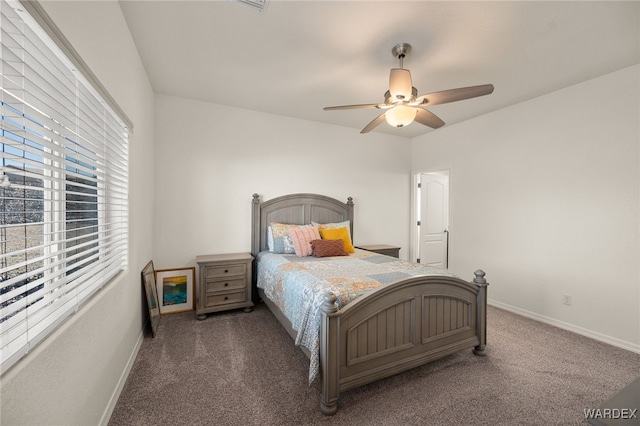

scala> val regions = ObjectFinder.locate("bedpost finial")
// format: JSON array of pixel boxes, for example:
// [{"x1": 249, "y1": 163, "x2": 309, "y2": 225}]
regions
[
  {"x1": 473, "y1": 269, "x2": 487, "y2": 285},
  {"x1": 347, "y1": 196, "x2": 353, "y2": 206},
  {"x1": 252, "y1": 193, "x2": 260, "y2": 204},
  {"x1": 321, "y1": 292, "x2": 339, "y2": 314}
]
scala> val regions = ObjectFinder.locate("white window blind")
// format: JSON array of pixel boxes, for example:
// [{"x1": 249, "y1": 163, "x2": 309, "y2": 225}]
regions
[{"x1": 0, "y1": 0, "x2": 129, "y2": 374}]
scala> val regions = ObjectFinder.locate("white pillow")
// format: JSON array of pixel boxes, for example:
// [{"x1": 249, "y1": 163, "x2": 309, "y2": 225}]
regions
[{"x1": 312, "y1": 220, "x2": 351, "y2": 239}]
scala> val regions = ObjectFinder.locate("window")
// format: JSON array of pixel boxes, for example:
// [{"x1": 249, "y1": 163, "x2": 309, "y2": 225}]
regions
[{"x1": 1, "y1": 0, "x2": 129, "y2": 374}]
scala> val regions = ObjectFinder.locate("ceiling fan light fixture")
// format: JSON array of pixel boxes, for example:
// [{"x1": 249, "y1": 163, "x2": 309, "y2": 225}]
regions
[
  {"x1": 385, "y1": 105, "x2": 416, "y2": 128},
  {"x1": 389, "y1": 68, "x2": 412, "y2": 101}
]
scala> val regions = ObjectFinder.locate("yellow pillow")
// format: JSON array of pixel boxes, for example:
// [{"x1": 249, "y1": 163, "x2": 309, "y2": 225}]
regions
[{"x1": 319, "y1": 226, "x2": 354, "y2": 253}]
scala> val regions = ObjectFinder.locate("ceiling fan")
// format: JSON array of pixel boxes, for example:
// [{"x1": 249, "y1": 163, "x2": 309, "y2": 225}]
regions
[{"x1": 323, "y1": 43, "x2": 494, "y2": 134}]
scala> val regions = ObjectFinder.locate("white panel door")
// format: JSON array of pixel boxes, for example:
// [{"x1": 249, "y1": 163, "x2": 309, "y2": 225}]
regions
[{"x1": 419, "y1": 173, "x2": 449, "y2": 268}]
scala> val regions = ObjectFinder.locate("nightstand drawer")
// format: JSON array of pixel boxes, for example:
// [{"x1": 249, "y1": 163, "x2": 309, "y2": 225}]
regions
[
  {"x1": 373, "y1": 248, "x2": 400, "y2": 257},
  {"x1": 355, "y1": 244, "x2": 401, "y2": 258},
  {"x1": 205, "y1": 277, "x2": 246, "y2": 293},
  {"x1": 205, "y1": 263, "x2": 246, "y2": 279},
  {"x1": 205, "y1": 290, "x2": 246, "y2": 307}
]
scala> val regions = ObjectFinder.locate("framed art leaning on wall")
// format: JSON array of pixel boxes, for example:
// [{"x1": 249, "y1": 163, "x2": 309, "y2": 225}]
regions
[
  {"x1": 155, "y1": 267, "x2": 196, "y2": 314},
  {"x1": 142, "y1": 260, "x2": 161, "y2": 337}
]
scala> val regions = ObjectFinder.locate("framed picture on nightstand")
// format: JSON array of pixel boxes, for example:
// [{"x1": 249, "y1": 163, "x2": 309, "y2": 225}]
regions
[{"x1": 155, "y1": 267, "x2": 195, "y2": 314}]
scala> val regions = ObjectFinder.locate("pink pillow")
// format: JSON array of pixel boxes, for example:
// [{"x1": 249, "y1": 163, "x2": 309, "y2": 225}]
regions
[{"x1": 288, "y1": 225, "x2": 321, "y2": 257}]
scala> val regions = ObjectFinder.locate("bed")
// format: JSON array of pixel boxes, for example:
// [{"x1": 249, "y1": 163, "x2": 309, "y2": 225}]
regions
[{"x1": 251, "y1": 193, "x2": 488, "y2": 415}]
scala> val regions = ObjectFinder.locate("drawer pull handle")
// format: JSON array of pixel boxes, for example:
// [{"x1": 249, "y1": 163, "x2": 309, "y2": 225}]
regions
[
  {"x1": 224, "y1": 269, "x2": 229, "y2": 273},
  {"x1": 224, "y1": 283, "x2": 228, "y2": 287},
  {"x1": 224, "y1": 296, "x2": 229, "y2": 300}
]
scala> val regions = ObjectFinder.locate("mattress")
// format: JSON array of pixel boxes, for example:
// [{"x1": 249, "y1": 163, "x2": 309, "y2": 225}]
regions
[{"x1": 256, "y1": 249, "x2": 456, "y2": 383}]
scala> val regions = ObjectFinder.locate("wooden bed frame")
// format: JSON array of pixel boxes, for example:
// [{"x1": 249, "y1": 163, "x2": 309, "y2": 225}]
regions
[{"x1": 251, "y1": 193, "x2": 488, "y2": 415}]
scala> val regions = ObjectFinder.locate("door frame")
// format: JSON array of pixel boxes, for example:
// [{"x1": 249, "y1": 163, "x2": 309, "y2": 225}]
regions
[{"x1": 410, "y1": 169, "x2": 451, "y2": 266}]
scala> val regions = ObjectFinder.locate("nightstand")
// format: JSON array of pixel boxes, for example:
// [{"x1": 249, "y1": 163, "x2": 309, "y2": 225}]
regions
[
  {"x1": 195, "y1": 253, "x2": 254, "y2": 320},
  {"x1": 355, "y1": 244, "x2": 401, "y2": 258}
]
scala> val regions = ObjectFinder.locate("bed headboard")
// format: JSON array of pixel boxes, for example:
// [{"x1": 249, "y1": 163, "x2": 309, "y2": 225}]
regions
[{"x1": 251, "y1": 193, "x2": 354, "y2": 256}]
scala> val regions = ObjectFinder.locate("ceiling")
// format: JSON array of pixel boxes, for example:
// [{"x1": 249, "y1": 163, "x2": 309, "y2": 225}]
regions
[{"x1": 119, "y1": 1, "x2": 640, "y2": 138}]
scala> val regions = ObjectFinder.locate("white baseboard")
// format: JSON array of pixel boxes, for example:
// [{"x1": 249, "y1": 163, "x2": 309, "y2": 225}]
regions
[
  {"x1": 488, "y1": 299, "x2": 640, "y2": 355},
  {"x1": 99, "y1": 329, "x2": 145, "y2": 426}
]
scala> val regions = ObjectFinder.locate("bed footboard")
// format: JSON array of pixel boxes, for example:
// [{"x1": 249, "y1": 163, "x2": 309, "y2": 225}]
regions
[{"x1": 319, "y1": 270, "x2": 488, "y2": 415}]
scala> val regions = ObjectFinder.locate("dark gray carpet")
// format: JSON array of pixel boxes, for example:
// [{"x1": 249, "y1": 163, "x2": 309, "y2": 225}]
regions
[{"x1": 108, "y1": 304, "x2": 640, "y2": 426}]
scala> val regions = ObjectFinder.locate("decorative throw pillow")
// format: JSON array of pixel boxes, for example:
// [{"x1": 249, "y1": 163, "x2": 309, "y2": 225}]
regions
[
  {"x1": 267, "y1": 226, "x2": 274, "y2": 251},
  {"x1": 269, "y1": 222, "x2": 298, "y2": 254},
  {"x1": 288, "y1": 225, "x2": 321, "y2": 257},
  {"x1": 310, "y1": 239, "x2": 348, "y2": 257},
  {"x1": 312, "y1": 220, "x2": 351, "y2": 239},
  {"x1": 319, "y1": 226, "x2": 355, "y2": 253}
]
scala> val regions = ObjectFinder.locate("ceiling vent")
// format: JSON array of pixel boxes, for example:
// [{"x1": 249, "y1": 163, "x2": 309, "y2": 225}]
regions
[{"x1": 232, "y1": 0, "x2": 270, "y2": 13}]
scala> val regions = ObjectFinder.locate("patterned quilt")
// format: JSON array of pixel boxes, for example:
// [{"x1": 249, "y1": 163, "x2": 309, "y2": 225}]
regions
[{"x1": 256, "y1": 249, "x2": 457, "y2": 384}]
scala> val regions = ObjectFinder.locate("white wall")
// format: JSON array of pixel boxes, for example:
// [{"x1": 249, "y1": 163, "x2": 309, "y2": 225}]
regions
[
  {"x1": 411, "y1": 65, "x2": 640, "y2": 351},
  {"x1": 0, "y1": 2, "x2": 156, "y2": 425},
  {"x1": 152, "y1": 94, "x2": 412, "y2": 268}
]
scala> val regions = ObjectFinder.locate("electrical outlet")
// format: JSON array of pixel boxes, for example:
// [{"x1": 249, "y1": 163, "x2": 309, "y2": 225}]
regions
[{"x1": 562, "y1": 295, "x2": 572, "y2": 306}]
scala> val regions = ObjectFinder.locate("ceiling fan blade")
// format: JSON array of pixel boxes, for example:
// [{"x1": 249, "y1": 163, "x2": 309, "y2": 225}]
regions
[
  {"x1": 323, "y1": 103, "x2": 380, "y2": 111},
  {"x1": 415, "y1": 84, "x2": 494, "y2": 106},
  {"x1": 360, "y1": 112, "x2": 386, "y2": 134},
  {"x1": 415, "y1": 108, "x2": 445, "y2": 129}
]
